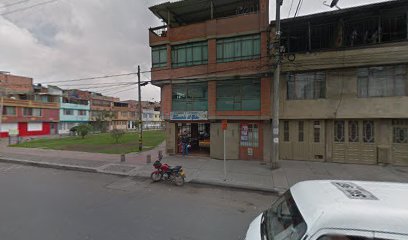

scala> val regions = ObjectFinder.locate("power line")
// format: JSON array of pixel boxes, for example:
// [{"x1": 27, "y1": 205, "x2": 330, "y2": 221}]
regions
[
  {"x1": 0, "y1": 0, "x2": 32, "y2": 9},
  {"x1": 288, "y1": 0, "x2": 294, "y2": 17},
  {"x1": 1, "y1": 0, "x2": 59, "y2": 16},
  {"x1": 44, "y1": 72, "x2": 140, "y2": 84},
  {"x1": 293, "y1": 0, "x2": 303, "y2": 18}
]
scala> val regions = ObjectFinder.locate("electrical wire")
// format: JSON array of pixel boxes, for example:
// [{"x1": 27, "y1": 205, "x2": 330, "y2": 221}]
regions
[
  {"x1": 293, "y1": 0, "x2": 303, "y2": 18},
  {"x1": 1, "y1": 0, "x2": 59, "y2": 16},
  {"x1": 0, "y1": 0, "x2": 32, "y2": 9},
  {"x1": 288, "y1": 0, "x2": 294, "y2": 17}
]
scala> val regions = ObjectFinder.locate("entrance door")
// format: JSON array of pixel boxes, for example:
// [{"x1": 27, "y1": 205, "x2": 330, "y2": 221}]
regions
[
  {"x1": 333, "y1": 120, "x2": 377, "y2": 164},
  {"x1": 50, "y1": 123, "x2": 57, "y2": 135},
  {"x1": 391, "y1": 119, "x2": 408, "y2": 166},
  {"x1": 177, "y1": 123, "x2": 210, "y2": 155},
  {"x1": 239, "y1": 123, "x2": 262, "y2": 160}
]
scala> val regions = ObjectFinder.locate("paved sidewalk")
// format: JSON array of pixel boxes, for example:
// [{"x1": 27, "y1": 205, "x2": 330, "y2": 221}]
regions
[{"x1": 1, "y1": 139, "x2": 408, "y2": 193}]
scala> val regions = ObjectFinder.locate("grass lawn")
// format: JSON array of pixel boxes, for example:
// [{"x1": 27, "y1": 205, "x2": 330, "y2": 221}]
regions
[{"x1": 12, "y1": 130, "x2": 165, "y2": 154}]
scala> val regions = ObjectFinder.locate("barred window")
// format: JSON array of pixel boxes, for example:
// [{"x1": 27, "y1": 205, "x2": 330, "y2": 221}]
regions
[
  {"x1": 363, "y1": 120, "x2": 375, "y2": 143},
  {"x1": 357, "y1": 65, "x2": 407, "y2": 97},
  {"x1": 217, "y1": 34, "x2": 260, "y2": 63},
  {"x1": 284, "y1": 121, "x2": 290, "y2": 142},
  {"x1": 240, "y1": 124, "x2": 259, "y2": 148},
  {"x1": 172, "y1": 41, "x2": 208, "y2": 68},
  {"x1": 348, "y1": 120, "x2": 359, "y2": 142},
  {"x1": 334, "y1": 121, "x2": 345, "y2": 142},
  {"x1": 298, "y1": 121, "x2": 304, "y2": 142},
  {"x1": 314, "y1": 121, "x2": 321, "y2": 143},
  {"x1": 393, "y1": 120, "x2": 408, "y2": 144},
  {"x1": 287, "y1": 72, "x2": 326, "y2": 100}
]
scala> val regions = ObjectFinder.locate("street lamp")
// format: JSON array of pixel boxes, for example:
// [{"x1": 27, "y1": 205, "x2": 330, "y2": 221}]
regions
[{"x1": 323, "y1": 0, "x2": 341, "y2": 9}]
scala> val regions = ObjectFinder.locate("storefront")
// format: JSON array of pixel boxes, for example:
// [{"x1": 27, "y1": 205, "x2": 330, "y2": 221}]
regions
[{"x1": 171, "y1": 111, "x2": 210, "y2": 155}]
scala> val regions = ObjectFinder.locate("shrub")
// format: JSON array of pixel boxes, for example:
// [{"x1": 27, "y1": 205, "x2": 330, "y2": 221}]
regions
[
  {"x1": 76, "y1": 124, "x2": 92, "y2": 139},
  {"x1": 110, "y1": 129, "x2": 126, "y2": 144}
]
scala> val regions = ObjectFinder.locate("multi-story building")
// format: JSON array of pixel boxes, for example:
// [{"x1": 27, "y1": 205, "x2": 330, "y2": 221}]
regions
[
  {"x1": 272, "y1": 0, "x2": 408, "y2": 166},
  {"x1": 149, "y1": 0, "x2": 408, "y2": 166},
  {"x1": 142, "y1": 109, "x2": 163, "y2": 129},
  {"x1": 58, "y1": 89, "x2": 90, "y2": 134},
  {"x1": 0, "y1": 73, "x2": 60, "y2": 138},
  {"x1": 111, "y1": 101, "x2": 131, "y2": 130},
  {"x1": 123, "y1": 100, "x2": 139, "y2": 130},
  {"x1": 149, "y1": 0, "x2": 270, "y2": 159}
]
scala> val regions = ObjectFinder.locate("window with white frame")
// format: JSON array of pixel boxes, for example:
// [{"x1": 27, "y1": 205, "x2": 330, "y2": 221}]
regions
[
  {"x1": 357, "y1": 65, "x2": 408, "y2": 97},
  {"x1": 287, "y1": 72, "x2": 326, "y2": 100}
]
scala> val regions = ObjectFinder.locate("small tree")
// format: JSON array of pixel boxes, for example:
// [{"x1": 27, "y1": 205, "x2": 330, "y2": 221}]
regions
[
  {"x1": 76, "y1": 124, "x2": 92, "y2": 139},
  {"x1": 110, "y1": 129, "x2": 125, "y2": 144}
]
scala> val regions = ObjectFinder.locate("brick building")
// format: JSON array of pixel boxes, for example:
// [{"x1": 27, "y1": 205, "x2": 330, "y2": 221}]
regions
[
  {"x1": 149, "y1": 0, "x2": 271, "y2": 160},
  {"x1": 0, "y1": 73, "x2": 59, "y2": 138}
]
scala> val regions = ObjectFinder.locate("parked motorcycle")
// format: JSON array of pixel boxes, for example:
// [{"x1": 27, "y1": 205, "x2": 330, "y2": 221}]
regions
[{"x1": 150, "y1": 156, "x2": 186, "y2": 186}]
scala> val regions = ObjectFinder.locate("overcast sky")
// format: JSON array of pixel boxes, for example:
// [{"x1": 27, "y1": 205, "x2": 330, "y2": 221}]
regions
[{"x1": 0, "y1": 0, "x2": 390, "y2": 101}]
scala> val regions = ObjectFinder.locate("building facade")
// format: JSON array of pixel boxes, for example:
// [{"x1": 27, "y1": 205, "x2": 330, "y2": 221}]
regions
[
  {"x1": 273, "y1": 0, "x2": 408, "y2": 166},
  {"x1": 149, "y1": 0, "x2": 271, "y2": 159},
  {"x1": 58, "y1": 91, "x2": 90, "y2": 134},
  {"x1": 142, "y1": 109, "x2": 163, "y2": 129},
  {"x1": 0, "y1": 73, "x2": 59, "y2": 138},
  {"x1": 149, "y1": 0, "x2": 408, "y2": 166}
]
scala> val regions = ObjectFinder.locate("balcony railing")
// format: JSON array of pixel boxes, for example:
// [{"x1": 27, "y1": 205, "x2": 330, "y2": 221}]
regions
[{"x1": 149, "y1": 25, "x2": 168, "y2": 37}]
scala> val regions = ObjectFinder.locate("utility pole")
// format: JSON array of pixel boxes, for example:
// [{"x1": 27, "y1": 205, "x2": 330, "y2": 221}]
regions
[
  {"x1": 137, "y1": 65, "x2": 143, "y2": 152},
  {"x1": 271, "y1": 0, "x2": 283, "y2": 169}
]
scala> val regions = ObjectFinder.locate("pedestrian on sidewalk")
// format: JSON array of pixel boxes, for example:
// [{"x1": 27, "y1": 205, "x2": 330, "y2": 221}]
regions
[{"x1": 181, "y1": 131, "x2": 190, "y2": 157}]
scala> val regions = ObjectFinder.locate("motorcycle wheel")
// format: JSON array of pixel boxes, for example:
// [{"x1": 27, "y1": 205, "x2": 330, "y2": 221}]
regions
[
  {"x1": 150, "y1": 172, "x2": 162, "y2": 182},
  {"x1": 174, "y1": 175, "x2": 185, "y2": 186}
]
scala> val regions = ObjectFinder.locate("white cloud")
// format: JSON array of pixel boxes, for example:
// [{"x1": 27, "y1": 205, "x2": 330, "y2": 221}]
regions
[{"x1": 0, "y1": 0, "x2": 392, "y2": 101}]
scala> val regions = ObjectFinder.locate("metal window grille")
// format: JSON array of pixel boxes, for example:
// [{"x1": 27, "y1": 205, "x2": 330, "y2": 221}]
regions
[
  {"x1": 363, "y1": 120, "x2": 375, "y2": 143},
  {"x1": 334, "y1": 120, "x2": 345, "y2": 142},
  {"x1": 348, "y1": 120, "x2": 359, "y2": 142}
]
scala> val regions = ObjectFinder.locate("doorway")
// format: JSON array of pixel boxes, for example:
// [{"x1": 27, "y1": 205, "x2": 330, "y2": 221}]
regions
[{"x1": 177, "y1": 123, "x2": 210, "y2": 155}]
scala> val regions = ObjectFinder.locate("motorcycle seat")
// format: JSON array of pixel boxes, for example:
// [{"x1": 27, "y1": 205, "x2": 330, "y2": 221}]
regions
[{"x1": 170, "y1": 166, "x2": 182, "y2": 171}]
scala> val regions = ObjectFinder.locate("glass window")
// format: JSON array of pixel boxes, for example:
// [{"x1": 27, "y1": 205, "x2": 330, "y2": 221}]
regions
[
  {"x1": 287, "y1": 72, "x2": 326, "y2": 100},
  {"x1": 78, "y1": 110, "x2": 87, "y2": 116},
  {"x1": 363, "y1": 120, "x2": 375, "y2": 143},
  {"x1": 264, "y1": 191, "x2": 307, "y2": 240},
  {"x1": 216, "y1": 79, "x2": 260, "y2": 111},
  {"x1": 2, "y1": 106, "x2": 16, "y2": 115},
  {"x1": 64, "y1": 109, "x2": 74, "y2": 115},
  {"x1": 318, "y1": 236, "x2": 373, "y2": 240},
  {"x1": 298, "y1": 121, "x2": 304, "y2": 142},
  {"x1": 23, "y1": 108, "x2": 42, "y2": 117},
  {"x1": 172, "y1": 41, "x2": 208, "y2": 68},
  {"x1": 172, "y1": 83, "x2": 208, "y2": 111},
  {"x1": 217, "y1": 34, "x2": 260, "y2": 63},
  {"x1": 348, "y1": 120, "x2": 359, "y2": 143},
  {"x1": 152, "y1": 45, "x2": 167, "y2": 68},
  {"x1": 314, "y1": 121, "x2": 321, "y2": 143},
  {"x1": 358, "y1": 65, "x2": 407, "y2": 97},
  {"x1": 284, "y1": 121, "x2": 290, "y2": 142},
  {"x1": 334, "y1": 120, "x2": 345, "y2": 142}
]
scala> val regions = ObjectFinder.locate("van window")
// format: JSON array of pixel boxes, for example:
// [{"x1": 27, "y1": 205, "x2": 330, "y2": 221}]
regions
[
  {"x1": 318, "y1": 235, "x2": 395, "y2": 240},
  {"x1": 263, "y1": 190, "x2": 307, "y2": 240}
]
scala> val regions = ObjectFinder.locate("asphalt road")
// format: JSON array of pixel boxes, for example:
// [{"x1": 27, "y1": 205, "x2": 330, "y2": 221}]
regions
[{"x1": 0, "y1": 162, "x2": 276, "y2": 240}]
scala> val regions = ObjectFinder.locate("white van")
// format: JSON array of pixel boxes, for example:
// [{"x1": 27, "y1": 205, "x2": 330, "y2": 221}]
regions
[{"x1": 245, "y1": 180, "x2": 408, "y2": 240}]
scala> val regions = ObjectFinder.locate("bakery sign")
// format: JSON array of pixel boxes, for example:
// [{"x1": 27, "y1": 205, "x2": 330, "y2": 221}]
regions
[{"x1": 170, "y1": 111, "x2": 208, "y2": 121}]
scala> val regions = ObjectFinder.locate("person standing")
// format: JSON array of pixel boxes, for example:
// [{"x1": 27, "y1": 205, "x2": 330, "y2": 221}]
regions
[{"x1": 181, "y1": 131, "x2": 190, "y2": 156}]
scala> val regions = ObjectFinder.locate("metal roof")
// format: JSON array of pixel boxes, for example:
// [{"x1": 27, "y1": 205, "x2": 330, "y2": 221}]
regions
[
  {"x1": 275, "y1": 0, "x2": 406, "y2": 25},
  {"x1": 291, "y1": 180, "x2": 408, "y2": 235},
  {"x1": 149, "y1": 0, "x2": 259, "y2": 27}
]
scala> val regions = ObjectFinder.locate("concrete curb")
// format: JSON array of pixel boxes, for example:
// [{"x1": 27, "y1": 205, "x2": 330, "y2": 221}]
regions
[
  {"x1": 0, "y1": 156, "x2": 284, "y2": 194},
  {"x1": 0, "y1": 157, "x2": 98, "y2": 173},
  {"x1": 189, "y1": 179, "x2": 284, "y2": 195}
]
